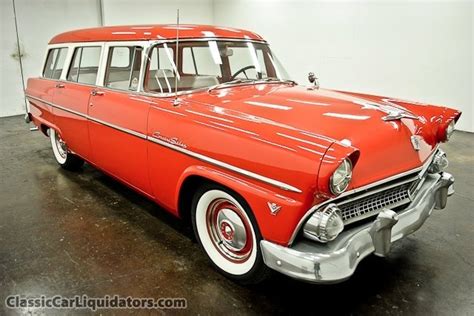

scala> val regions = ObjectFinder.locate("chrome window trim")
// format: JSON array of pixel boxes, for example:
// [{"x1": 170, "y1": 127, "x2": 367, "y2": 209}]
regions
[
  {"x1": 25, "y1": 94, "x2": 301, "y2": 194},
  {"x1": 288, "y1": 146, "x2": 440, "y2": 245},
  {"x1": 43, "y1": 38, "x2": 274, "y2": 98},
  {"x1": 45, "y1": 39, "x2": 265, "y2": 95},
  {"x1": 140, "y1": 38, "x2": 274, "y2": 97},
  {"x1": 148, "y1": 37, "x2": 267, "y2": 46}
]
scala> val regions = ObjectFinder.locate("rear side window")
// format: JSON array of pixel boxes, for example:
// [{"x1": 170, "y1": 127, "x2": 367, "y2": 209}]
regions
[
  {"x1": 104, "y1": 46, "x2": 142, "y2": 91},
  {"x1": 67, "y1": 46, "x2": 102, "y2": 85},
  {"x1": 43, "y1": 48, "x2": 68, "y2": 79}
]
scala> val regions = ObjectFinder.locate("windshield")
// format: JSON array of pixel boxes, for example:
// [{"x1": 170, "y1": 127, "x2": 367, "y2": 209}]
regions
[{"x1": 144, "y1": 40, "x2": 291, "y2": 93}]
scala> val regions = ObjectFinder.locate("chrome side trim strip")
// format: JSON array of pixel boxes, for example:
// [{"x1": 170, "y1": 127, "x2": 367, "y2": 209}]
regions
[
  {"x1": 148, "y1": 136, "x2": 302, "y2": 193},
  {"x1": 88, "y1": 116, "x2": 147, "y2": 139},
  {"x1": 26, "y1": 94, "x2": 302, "y2": 193},
  {"x1": 288, "y1": 147, "x2": 440, "y2": 245},
  {"x1": 26, "y1": 94, "x2": 86, "y2": 118},
  {"x1": 27, "y1": 93, "x2": 146, "y2": 140}
]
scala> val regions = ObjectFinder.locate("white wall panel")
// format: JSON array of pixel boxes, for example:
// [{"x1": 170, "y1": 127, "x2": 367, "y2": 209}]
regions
[
  {"x1": 0, "y1": 0, "x2": 25, "y2": 117},
  {"x1": 102, "y1": 0, "x2": 213, "y2": 25},
  {"x1": 213, "y1": 0, "x2": 473, "y2": 132},
  {"x1": 3, "y1": 0, "x2": 472, "y2": 132},
  {"x1": 1, "y1": 0, "x2": 99, "y2": 117}
]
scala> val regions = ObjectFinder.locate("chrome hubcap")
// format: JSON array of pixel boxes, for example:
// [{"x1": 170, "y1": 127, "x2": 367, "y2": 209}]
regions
[
  {"x1": 55, "y1": 133, "x2": 67, "y2": 159},
  {"x1": 206, "y1": 199, "x2": 253, "y2": 262}
]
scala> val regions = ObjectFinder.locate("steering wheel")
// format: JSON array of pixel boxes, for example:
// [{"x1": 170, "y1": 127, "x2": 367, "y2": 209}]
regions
[{"x1": 230, "y1": 65, "x2": 256, "y2": 81}]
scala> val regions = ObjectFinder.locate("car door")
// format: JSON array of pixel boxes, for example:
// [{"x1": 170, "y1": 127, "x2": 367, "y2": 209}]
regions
[
  {"x1": 87, "y1": 43, "x2": 153, "y2": 196},
  {"x1": 52, "y1": 44, "x2": 103, "y2": 162},
  {"x1": 28, "y1": 46, "x2": 68, "y2": 128}
]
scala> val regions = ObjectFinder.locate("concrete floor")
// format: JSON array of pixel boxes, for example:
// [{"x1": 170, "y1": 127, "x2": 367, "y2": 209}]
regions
[{"x1": 0, "y1": 115, "x2": 473, "y2": 315}]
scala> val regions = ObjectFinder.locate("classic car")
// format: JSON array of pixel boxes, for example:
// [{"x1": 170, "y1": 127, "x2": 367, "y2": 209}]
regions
[{"x1": 25, "y1": 24, "x2": 461, "y2": 284}]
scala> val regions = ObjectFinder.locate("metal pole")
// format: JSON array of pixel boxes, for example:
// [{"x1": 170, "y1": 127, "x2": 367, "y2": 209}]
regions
[
  {"x1": 174, "y1": 9, "x2": 179, "y2": 105},
  {"x1": 173, "y1": 9, "x2": 180, "y2": 106},
  {"x1": 97, "y1": 0, "x2": 104, "y2": 26},
  {"x1": 11, "y1": 0, "x2": 29, "y2": 116}
]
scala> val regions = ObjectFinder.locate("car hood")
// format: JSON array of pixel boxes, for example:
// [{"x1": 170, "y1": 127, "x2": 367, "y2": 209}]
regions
[{"x1": 185, "y1": 83, "x2": 460, "y2": 190}]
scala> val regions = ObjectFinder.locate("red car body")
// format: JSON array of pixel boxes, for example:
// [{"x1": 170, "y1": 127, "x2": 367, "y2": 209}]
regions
[{"x1": 25, "y1": 25, "x2": 461, "y2": 283}]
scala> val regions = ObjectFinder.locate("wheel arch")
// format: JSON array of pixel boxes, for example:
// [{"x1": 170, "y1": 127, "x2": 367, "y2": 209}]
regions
[
  {"x1": 30, "y1": 114, "x2": 60, "y2": 138},
  {"x1": 176, "y1": 166, "x2": 252, "y2": 226},
  {"x1": 175, "y1": 165, "x2": 305, "y2": 245}
]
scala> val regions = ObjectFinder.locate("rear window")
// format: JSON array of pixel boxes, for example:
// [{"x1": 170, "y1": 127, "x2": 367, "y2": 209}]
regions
[
  {"x1": 43, "y1": 48, "x2": 68, "y2": 79},
  {"x1": 67, "y1": 46, "x2": 102, "y2": 85}
]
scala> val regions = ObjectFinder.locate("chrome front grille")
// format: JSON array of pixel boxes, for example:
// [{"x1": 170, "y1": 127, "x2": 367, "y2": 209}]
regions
[{"x1": 338, "y1": 180, "x2": 418, "y2": 225}]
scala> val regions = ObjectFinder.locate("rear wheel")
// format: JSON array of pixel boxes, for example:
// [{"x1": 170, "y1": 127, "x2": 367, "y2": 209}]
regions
[
  {"x1": 50, "y1": 129, "x2": 84, "y2": 171},
  {"x1": 191, "y1": 184, "x2": 270, "y2": 284}
]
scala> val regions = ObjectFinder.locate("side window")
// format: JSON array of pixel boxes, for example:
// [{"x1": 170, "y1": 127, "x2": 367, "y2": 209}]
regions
[
  {"x1": 149, "y1": 45, "x2": 175, "y2": 73},
  {"x1": 104, "y1": 46, "x2": 142, "y2": 91},
  {"x1": 43, "y1": 48, "x2": 68, "y2": 79},
  {"x1": 67, "y1": 46, "x2": 101, "y2": 85},
  {"x1": 146, "y1": 44, "x2": 176, "y2": 93}
]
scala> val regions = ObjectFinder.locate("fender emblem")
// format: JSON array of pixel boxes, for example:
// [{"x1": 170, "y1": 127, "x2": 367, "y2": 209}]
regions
[
  {"x1": 153, "y1": 132, "x2": 187, "y2": 149},
  {"x1": 267, "y1": 202, "x2": 281, "y2": 215},
  {"x1": 410, "y1": 135, "x2": 421, "y2": 151}
]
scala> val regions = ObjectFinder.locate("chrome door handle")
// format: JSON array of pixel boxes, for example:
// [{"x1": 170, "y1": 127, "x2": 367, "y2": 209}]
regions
[
  {"x1": 55, "y1": 83, "x2": 65, "y2": 88},
  {"x1": 91, "y1": 90, "x2": 104, "y2": 96}
]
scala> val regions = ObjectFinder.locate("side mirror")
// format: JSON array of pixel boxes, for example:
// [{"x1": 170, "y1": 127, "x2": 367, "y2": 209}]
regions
[{"x1": 308, "y1": 72, "x2": 319, "y2": 90}]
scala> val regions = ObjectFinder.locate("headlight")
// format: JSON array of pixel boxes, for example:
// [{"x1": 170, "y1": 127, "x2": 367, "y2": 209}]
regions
[
  {"x1": 428, "y1": 149, "x2": 449, "y2": 174},
  {"x1": 330, "y1": 158, "x2": 352, "y2": 195},
  {"x1": 303, "y1": 204, "x2": 344, "y2": 242},
  {"x1": 446, "y1": 120, "x2": 455, "y2": 140}
]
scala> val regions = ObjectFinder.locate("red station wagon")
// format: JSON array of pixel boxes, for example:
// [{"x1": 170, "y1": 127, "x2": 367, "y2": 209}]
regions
[{"x1": 25, "y1": 24, "x2": 461, "y2": 284}]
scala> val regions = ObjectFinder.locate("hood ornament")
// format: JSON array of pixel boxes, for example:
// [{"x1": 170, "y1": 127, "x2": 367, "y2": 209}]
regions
[
  {"x1": 383, "y1": 110, "x2": 419, "y2": 121},
  {"x1": 353, "y1": 100, "x2": 419, "y2": 121},
  {"x1": 267, "y1": 202, "x2": 282, "y2": 215}
]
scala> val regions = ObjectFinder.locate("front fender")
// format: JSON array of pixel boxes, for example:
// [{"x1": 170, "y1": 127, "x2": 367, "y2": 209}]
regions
[{"x1": 175, "y1": 165, "x2": 307, "y2": 245}]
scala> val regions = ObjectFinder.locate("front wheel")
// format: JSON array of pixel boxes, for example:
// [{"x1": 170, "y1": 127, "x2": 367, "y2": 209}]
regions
[
  {"x1": 50, "y1": 129, "x2": 84, "y2": 171},
  {"x1": 191, "y1": 184, "x2": 270, "y2": 284}
]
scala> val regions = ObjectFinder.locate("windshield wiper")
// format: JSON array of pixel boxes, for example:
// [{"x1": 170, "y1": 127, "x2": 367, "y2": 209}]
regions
[
  {"x1": 258, "y1": 78, "x2": 298, "y2": 85},
  {"x1": 208, "y1": 78, "x2": 297, "y2": 93},
  {"x1": 208, "y1": 78, "x2": 256, "y2": 92}
]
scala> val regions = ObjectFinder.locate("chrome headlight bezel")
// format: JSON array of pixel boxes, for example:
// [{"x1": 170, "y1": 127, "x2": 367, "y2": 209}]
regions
[
  {"x1": 330, "y1": 158, "x2": 353, "y2": 195},
  {"x1": 428, "y1": 149, "x2": 449, "y2": 174},
  {"x1": 303, "y1": 204, "x2": 344, "y2": 243},
  {"x1": 446, "y1": 120, "x2": 455, "y2": 140}
]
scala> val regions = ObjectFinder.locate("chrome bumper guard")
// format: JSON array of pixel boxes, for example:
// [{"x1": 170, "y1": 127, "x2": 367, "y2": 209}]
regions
[{"x1": 260, "y1": 172, "x2": 455, "y2": 283}]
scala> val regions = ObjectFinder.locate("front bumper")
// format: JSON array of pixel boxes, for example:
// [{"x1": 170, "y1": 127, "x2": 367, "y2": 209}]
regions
[{"x1": 260, "y1": 172, "x2": 455, "y2": 283}]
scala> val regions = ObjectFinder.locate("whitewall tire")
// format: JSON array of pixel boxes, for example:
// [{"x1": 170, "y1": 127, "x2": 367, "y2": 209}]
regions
[
  {"x1": 49, "y1": 129, "x2": 84, "y2": 170},
  {"x1": 192, "y1": 184, "x2": 270, "y2": 284}
]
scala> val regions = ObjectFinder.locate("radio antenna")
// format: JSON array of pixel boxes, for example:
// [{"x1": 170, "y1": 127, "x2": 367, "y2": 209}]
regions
[{"x1": 173, "y1": 9, "x2": 181, "y2": 106}]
